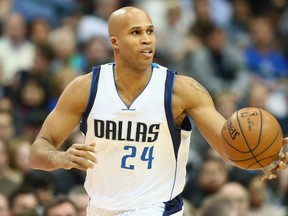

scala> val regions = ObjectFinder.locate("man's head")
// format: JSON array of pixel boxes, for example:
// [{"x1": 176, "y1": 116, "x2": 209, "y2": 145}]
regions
[
  {"x1": 0, "y1": 110, "x2": 15, "y2": 142},
  {"x1": 108, "y1": 7, "x2": 156, "y2": 68},
  {"x1": 0, "y1": 193, "x2": 9, "y2": 216},
  {"x1": 68, "y1": 185, "x2": 89, "y2": 216},
  {"x1": 219, "y1": 182, "x2": 250, "y2": 216},
  {"x1": 201, "y1": 193, "x2": 238, "y2": 216},
  {"x1": 44, "y1": 195, "x2": 78, "y2": 216},
  {"x1": 198, "y1": 159, "x2": 229, "y2": 193},
  {"x1": 8, "y1": 186, "x2": 39, "y2": 216}
]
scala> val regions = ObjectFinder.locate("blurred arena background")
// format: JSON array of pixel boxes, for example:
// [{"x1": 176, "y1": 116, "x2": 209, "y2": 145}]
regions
[{"x1": 0, "y1": 0, "x2": 288, "y2": 215}]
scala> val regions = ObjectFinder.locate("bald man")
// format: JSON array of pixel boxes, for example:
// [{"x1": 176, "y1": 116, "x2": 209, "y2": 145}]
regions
[{"x1": 29, "y1": 6, "x2": 288, "y2": 216}]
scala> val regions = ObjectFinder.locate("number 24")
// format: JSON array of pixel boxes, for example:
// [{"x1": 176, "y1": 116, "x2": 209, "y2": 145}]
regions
[{"x1": 121, "y1": 146, "x2": 154, "y2": 170}]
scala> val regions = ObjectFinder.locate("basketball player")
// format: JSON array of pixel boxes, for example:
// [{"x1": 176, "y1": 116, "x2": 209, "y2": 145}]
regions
[{"x1": 29, "y1": 6, "x2": 288, "y2": 216}]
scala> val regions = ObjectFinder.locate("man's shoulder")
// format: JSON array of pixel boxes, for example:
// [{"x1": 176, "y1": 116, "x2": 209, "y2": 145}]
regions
[{"x1": 68, "y1": 73, "x2": 93, "y2": 91}]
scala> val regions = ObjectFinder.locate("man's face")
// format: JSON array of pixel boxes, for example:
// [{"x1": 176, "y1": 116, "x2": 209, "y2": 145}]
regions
[
  {"x1": 111, "y1": 11, "x2": 156, "y2": 67},
  {"x1": 47, "y1": 202, "x2": 77, "y2": 216},
  {"x1": 0, "y1": 112, "x2": 14, "y2": 142},
  {"x1": 12, "y1": 194, "x2": 38, "y2": 215},
  {"x1": 0, "y1": 194, "x2": 9, "y2": 216}
]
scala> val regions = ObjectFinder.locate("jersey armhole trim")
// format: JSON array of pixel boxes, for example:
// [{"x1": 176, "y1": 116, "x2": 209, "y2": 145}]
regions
[{"x1": 80, "y1": 66, "x2": 101, "y2": 134}]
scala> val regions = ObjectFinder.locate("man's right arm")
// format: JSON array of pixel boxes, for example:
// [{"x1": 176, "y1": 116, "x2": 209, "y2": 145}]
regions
[{"x1": 29, "y1": 73, "x2": 97, "y2": 171}]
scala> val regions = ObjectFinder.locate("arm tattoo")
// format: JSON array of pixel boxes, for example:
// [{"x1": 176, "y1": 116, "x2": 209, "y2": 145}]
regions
[{"x1": 189, "y1": 80, "x2": 209, "y2": 95}]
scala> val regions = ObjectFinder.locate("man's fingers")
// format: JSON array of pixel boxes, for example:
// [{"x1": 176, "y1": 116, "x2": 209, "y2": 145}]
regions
[
  {"x1": 70, "y1": 154, "x2": 95, "y2": 169},
  {"x1": 283, "y1": 152, "x2": 288, "y2": 164},
  {"x1": 65, "y1": 143, "x2": 98, "y2": 170},
  {"x1": 74, "y1": 143, "x2": 97, "y2": 153},
  {"x1": 283, "y1": 137, "x2": 288, "y2": 146}
]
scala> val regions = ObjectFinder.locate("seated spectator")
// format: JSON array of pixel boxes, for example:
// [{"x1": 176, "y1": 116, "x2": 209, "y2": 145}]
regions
[
  {"x1": 0, "y1": 96, "x2": 13, "y2": 113},
  {"x1": 49, "y1": 26, "x2": 84, "y2": 72},
  {"x1": 12, "y1": 76, "x2": 50, "y2": 140},
  {"x1": 8, "y1": 186, "x2": 39, "y2": 216},
  {"x1": 244, "y1": 16, "x2": 288, "y2": 83},
  {"x1": 218, "y1": 181, "x2": 250, "y2": 216},
  {"x1": 81, "y1": 37, "x2": 113, "y2": 74},
  {"x1": 22, "y1": 170, "x2": 56, "y2": 208},
  {"x1": 0, "y1": 110, "x2": 16, "y2": 143},
  {"x1": 44, "y1": 195, "x2": 78, "y2": 216},
  {"x1": 245, "y1": 81, "x2": 288, "y2": 137},
  {"x1": 76, "y1": 0, "x2": 120, "y2": 46},
  {"x1": 0, "y1": 138, "x2": 19, "y2": 197},
  {"x1": 182, "y1": 158, "x2": 229, "y2": 210},
  {"x1": 68, "y1": 185, "x2": 89, "y2": 216},
  {"x1": 200, "y1": 193, "x2": 238, "y2": 216},
  {"x1": 187, "y1": 26, "x2": 251, "y2": 102},
  {"x1": 0, "y1": 12, "x2": 35, "y2": 85},
  {"x1": 225, "y1": 0, "x2": 253, "y2": 50},
  {"x1": 0, "y1": 192, "x2": 9, "y2": 216},
  {"x1": 7, "y1": 137, "x2": 32, "y2": 183},
  {"x1": 247, "y1": 175, "x2": 285, "y2": 216},
  {"x1": 48, "y1": 67, "x2": 78, "y2": 111},
  {"x1": 29, "y1": 18, "x2": 51, "y2": 46},
  {"x1": 188, "y1": 0, "x2": 215, "y2": 45},
  {"x1": 0, "y1": 139, "x2": 19, "y2": 186}
]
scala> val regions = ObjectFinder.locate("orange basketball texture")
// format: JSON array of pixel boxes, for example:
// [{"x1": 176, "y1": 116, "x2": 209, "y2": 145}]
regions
[{"x1": 220, "y1": 107, "x2": 283, "y2": 170}]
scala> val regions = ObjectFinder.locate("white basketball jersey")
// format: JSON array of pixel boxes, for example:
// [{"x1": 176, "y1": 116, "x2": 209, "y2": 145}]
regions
[{"x1": 80, "y1": 63, "x2": 192, "y2": 215}]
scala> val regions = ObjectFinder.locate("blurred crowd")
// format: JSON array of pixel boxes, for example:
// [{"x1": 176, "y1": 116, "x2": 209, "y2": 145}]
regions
[{"x1": 0, "y1": 0, "x2": 288, "y2": 215}]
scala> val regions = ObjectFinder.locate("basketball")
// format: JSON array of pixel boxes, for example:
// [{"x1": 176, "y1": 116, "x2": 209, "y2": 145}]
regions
[{"x1": 220, "y1": 107, "x2": 283, "y2": 170}]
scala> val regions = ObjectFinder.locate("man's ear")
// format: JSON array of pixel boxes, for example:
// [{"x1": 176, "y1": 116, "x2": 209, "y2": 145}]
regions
[{"x1": 110, "y1": 37, "x2": 118, "y2": 49}]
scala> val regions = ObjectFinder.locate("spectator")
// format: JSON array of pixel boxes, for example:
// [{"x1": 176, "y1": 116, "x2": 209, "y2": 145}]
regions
[
  {"x1": 0, "y1": 192, "x2": 9, "y2": 216},
  {"x1": 182, "y1": 158, "x2": 229, "y2": 210},
  {"x1": 244, "y1": 16, "x2": 288, "y2": 83},
  {"x1": 0, "y1": 12, "x2": 35, "y2": 85},
  {"x1": 0, "y1": 62, "x2": 11, "y2": 98},
  {"x1": 225, "y1": 0, "x2": 253, "y2": 50},
  {"x1": 49, "y1": 26, "x2": 84, "y2": 72},
  {"x1": 0, "y1": 0, "x2": 12, "y2": 33},
  {"x1": 8, "y1": 186, "x2": 39, "y2": 216},
  {"x1": 200, "y1": 193, "x2": 238, "y2": 216},
  {"x1": 214, "y1": 91, "x2": 238, "y2": 119},
  {"x1": 11, "y1": 43, "x2": 54, "y2": 92},
  {"x1": 29, "y1": 18, "x2": 51, "y2": 46},
  {"x1": 154, "y1": 1, "x2": 192, "y2": 67},
  {"x1": 22, "y1": 170, "x2": 56, "y2": 208},
  {"x1": 245, "y1": 81, "x2": 288, "y2": 136},
  {"x1": 76, "y1": 0, "x2": 121, "y2": 46},
  {"x1": 218, "y1": 181, "x2": 250, "y2": 216},
  {"x1": 44, "y1": 195, "x2": 77, "y2": 216},
  {"x1": 0, "y1": 97, "x2": 13, "y2": 113},
  {"x1": 187, "y1": 26, "x2": 251, "y2": 101},
  {"x1": 81, "y1": 37, "x2": 113, "y2": 74},
  {"x1": 247, "y1": 175, "x2": 285, "y2": 216},
  {"x1": 12, "y1": 77, "x2": 50, "y2": 140},
  {"x1": 188, "y1": 0, "x2": 214, "y2": 46},
  {"x1": 48, "y1": 67, "x2": 78, "y2": 111},
  {"x1": 7, "y1": 137, "x2": 32, "y2": 183},
  {"x1": 0, "y1": 139, "x2": 18, "y2": 196},
  {"x1": 0, "y1": 110, "x2": 15, "y2": 143},
  {"x1": 10, "y1": 44, "x2": 54, "y2": 122},
  {"x1": 68, "y1": 185, "x2": 89, "y2": 216}
]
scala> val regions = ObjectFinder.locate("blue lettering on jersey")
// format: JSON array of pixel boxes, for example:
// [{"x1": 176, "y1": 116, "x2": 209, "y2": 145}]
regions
[{"x1": 121, "y1": 145, "x2": 155, "y2": 170}]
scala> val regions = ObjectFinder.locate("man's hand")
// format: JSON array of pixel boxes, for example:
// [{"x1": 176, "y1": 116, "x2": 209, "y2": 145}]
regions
[
  {"x1": 261, "y1": 137, "x2": 288, "y2": 181},
  {"x1": 59, "y1": 142, "x2": 97, "y2": 170}
]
